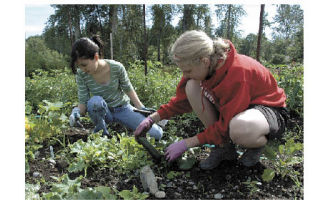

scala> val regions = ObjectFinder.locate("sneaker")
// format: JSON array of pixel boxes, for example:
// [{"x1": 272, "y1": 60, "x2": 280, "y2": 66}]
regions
[
  {"x1": 199, "y1": 143, "x2": 238, "y2": 170},
  {"x1": 239, "y1": 147, "x2": 263, "y2": 167}
]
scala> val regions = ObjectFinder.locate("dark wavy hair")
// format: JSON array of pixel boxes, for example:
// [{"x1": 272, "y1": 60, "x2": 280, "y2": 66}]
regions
[{"x1": 70, "y1": 35, "x2": 104, "y2": 74}]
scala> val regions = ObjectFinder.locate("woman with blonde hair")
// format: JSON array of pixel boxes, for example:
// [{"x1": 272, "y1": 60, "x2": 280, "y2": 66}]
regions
[{"x1": 135, "y1": 30, "x2": 288, "y2": 169}]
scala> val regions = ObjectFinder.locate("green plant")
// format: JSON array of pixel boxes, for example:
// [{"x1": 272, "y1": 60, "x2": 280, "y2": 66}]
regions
[
  {"x1": 267, "y1": 63, "x2": 304, "y2": 117},
  {"x1": 118, "y1": 185, "x2": 149, "y2": 200},
  {"x1": 68, "y1": 134, "x2": 111, "y2": 177},
  {"x1": 25, "y1": 69, "x2": 77, "y2": 110},
  {"x1": 42, "y1": 174, "x2": 83, "y2": 199},
  {"x1": 68, "y1": 132, "x2": 155, "y2": 176},
  {"x1": 262, "y1": 136, "x2": 303, "y2": 187},
  {"x1": 25, "y1": 36, "x2": 68, "y2": 76},
  {"x1": 166, "y1": 171, "x2": 182, "y2": 180},
  {"x1": 25, "y1": 100, "x2": 69, "y2": 169},
  {"x1": 27, "y1": 100, "x2": 69, "y2": 144},
  {"x1": 177, "y1": 156, "x2": 197, "y2": 170},
  {"x1": 128, "y1": 60, "x2": 181, "y2": 108},
  {"x1": 25, "y1": 183, "x2": 41, "y2": 200},
  {"x1": 42, "y1": 174, "x2": 117, "y2": 200},
  {"x1": 242, "y1": 179, "x2": 262, "y2": 197}
]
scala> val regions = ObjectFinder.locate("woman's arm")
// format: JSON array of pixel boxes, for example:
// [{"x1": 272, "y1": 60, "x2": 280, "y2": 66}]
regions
[
  {"x1": 184, "y1": 136, "x2": 201, "y2": 148},
  {"x1": 126, "y1": 90, "x2": 144, "y2": 109}
]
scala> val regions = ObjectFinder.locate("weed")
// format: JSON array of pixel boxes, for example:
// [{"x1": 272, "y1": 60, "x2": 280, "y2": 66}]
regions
[{"x1": 262, "y1": 135, "x2": 303, "y2": 187}]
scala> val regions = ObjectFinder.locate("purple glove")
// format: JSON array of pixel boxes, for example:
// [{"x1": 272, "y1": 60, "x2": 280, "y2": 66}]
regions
[
  {"x1": 134, "y1": 116, "x2": 154, "y2": 137},
  {"x1": 165, "y1": 140, "x2": 188, "y2": 162}
]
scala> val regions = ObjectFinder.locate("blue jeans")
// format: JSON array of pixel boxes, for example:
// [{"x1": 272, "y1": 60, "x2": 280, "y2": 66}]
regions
[{"x1": 87, "y1": 96, "x2": 163, "y2": 140}]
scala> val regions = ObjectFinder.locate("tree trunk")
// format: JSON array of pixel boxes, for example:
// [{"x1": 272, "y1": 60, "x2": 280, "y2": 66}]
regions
[
  {"x1": 74, "y1": 5, "x2": 81, "y2": 40},
  {"x1": 111, "y1": 5, "x2": 118, "y2": 33},
  {"x1": 157, "y1": 35, "x2": 161, "y2": 61},
  {"x1": 110, "y1": 33, "x2": 113, "y2": 60},
  {"x1": 226, "y1": 5, "x2": 232, "y2": 40},
  {"x1": 256, "y1": 4, "x2": 265, "y2": 62},
  {"x1": 96, "y1": 5, "x2": 104, "y2": 35},
  {"x1": 143, "y1": 5, "x2": 148, "y2": 76},
  {"x1": 67, "y1": 7, "x2": 74, "y2": 46}
]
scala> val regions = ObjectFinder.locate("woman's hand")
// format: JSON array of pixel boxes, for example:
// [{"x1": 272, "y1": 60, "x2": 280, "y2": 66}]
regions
[
  {"x1": 165, "y1": 140, "x2": 188, "y2": 162},
  {"x1": 164, "y1": 136, "x2": 200, "y2": 162},
  {"x1": 69, "y1": 107, "x2": 81, "y2": 127},
  {"x1": 134, "y1": 116, "x2": 154, "y2": 137}
]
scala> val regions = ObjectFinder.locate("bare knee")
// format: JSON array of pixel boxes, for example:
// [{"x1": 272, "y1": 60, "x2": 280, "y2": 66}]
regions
[
  {"x1": 229, "y1": 117, "x2": 251, "y2": 146},
  {"x1": 229, "y1": 116, "x2": 268, "y2": 148}
]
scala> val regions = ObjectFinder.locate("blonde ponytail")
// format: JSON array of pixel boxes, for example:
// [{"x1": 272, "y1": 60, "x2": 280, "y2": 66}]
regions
[{"x1": 170, "y1": 30, "x2": 230, "y2": 72}]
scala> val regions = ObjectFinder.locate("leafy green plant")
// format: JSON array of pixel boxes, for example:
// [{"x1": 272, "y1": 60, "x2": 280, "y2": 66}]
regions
[
  {"x1": 25, "y1": 36, "x2": 68, "y2": 77},
  {"x1": 25, "y1": 69, "x2": 77, "y2": 110},
  {"x1": 128, "y1": 60, "x2": 181, "y2": 109},
  {"x1": 68, "y1": 132, "x2": 155, "y2": 176},
  {"x1": 43, "y1": 175, "x2": 147, "y2": 200},
  {"x1": 242, "y1": 179, "x2": 262, "y2": 197},
  {"x1": 42, "y1": 174, "x2": 83, "y2": 200},
  {"x1": 166, "y1": 171, "x2": 182, "y2": 180},
  {"x1": 267, "y1": 63, "x2": 303, "y2": 117},
  {"x1": 262, "y1": 136, "x2": 303, "y2": 187},
  {"x1": 25, "y1": 100, "x2": 69, "y2": 170},
  {"x1": 27, "y1": 100, "x2": 69, "y2": 145},
  {"x1": 25, "y1": 183, "x2": 41, "y2": 200},
  {"x1": 118, "y1": 185, "x2": 149, "y2": 200},
  {"x1": 177, "y1": 156, "x2": 197, "y2": 170},
  {"x1": 68, "y1": 134, "x2": 110, "y2": 177},
  {"x1": 42, "y1": 174, "x2": 117, "y2": 200}
]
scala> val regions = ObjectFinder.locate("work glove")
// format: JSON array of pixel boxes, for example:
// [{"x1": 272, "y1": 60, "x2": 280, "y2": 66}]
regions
[
  {"x1": 134, "y1": 116, "x2": 154, "y2": 137},
  {"x1": 69, "y1": 107, "x2": 82, "y2": 127},
  {"x1": 165, "y1": 140, "x2": 188, "y2": 162}
]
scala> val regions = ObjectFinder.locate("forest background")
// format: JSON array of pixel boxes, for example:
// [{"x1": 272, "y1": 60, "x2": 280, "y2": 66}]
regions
[{"x1": 25, "y1": 4, "x2": 304, "y2": 76}]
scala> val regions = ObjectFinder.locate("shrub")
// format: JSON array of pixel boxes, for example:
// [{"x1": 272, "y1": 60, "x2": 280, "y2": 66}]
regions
[
  {"x1": 266, "y1": 63, "x2": 304, "y2": 117},
  {"x1": 25, "y1": 36, "x2": 68, "y2": 76},
  {"x1": 25, "y1": 69, "x2": 78, "y2": 110},
  {"x1": 127, "y1": 60, "x2": 181, "y2": 109}
]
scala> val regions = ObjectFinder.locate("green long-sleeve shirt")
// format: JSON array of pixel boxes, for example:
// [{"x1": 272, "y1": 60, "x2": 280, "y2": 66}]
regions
[{"x1": 76, "y1": 59, "x2": 133, "y2": 107}]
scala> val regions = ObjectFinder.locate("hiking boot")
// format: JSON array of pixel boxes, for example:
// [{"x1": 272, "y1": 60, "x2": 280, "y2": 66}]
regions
[
  {"x1": 199, "y1": 143, "x2": 238, "y2": 170},
  {"x1": 239, "y1": 147, "x2": 264, "y2": 167}
]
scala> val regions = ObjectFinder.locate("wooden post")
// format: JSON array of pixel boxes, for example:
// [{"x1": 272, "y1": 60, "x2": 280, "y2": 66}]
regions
[
  {"x1": 256, "y1": 4, "x2": 265, "y2": 62},
  {"x1": 110, "y1": 33, "x2": 113, "y2": 60},
  {"x1": 143, "y1": 4, "x2": 148, "y2": 76}
]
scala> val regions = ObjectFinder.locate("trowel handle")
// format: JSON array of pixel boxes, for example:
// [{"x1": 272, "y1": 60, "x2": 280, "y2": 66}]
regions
[{"x1": 136, "y1": 137, "x2": 162, "y2": 161}]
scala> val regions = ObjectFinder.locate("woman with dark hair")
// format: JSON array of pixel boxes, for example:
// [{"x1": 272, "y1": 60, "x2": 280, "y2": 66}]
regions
[{"x1": 69, "y1": 35, "x2": 163, "y2": 140}]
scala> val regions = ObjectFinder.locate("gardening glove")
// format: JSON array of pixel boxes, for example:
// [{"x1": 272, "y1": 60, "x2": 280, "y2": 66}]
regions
[
  {"x1": 141, "y1": 107, "x2": 168, "y2": 128},
  {"x1": 69, "y1": 107, "x2": 81, "y2": 127},
  {"x1": 165, "y1": 140, "x2": 188, "y2": 162},
  {"x1": 134, "y1": 116, "x2": 154, "y2": 137}
]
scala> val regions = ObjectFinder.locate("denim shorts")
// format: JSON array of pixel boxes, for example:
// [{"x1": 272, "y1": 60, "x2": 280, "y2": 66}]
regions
[{"x1": 249, "y1": 104, "x2": 289, "y2": 140}]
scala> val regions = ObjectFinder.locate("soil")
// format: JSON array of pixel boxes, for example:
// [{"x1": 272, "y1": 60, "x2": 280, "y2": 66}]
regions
[{"x1": 25, "y1": 114, "x2": 303, "y2": 200}]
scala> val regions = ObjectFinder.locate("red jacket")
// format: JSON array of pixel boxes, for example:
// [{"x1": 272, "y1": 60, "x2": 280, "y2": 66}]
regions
[{"x1": 157, "y1": 41, "x2": 286, "y2": 145}]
